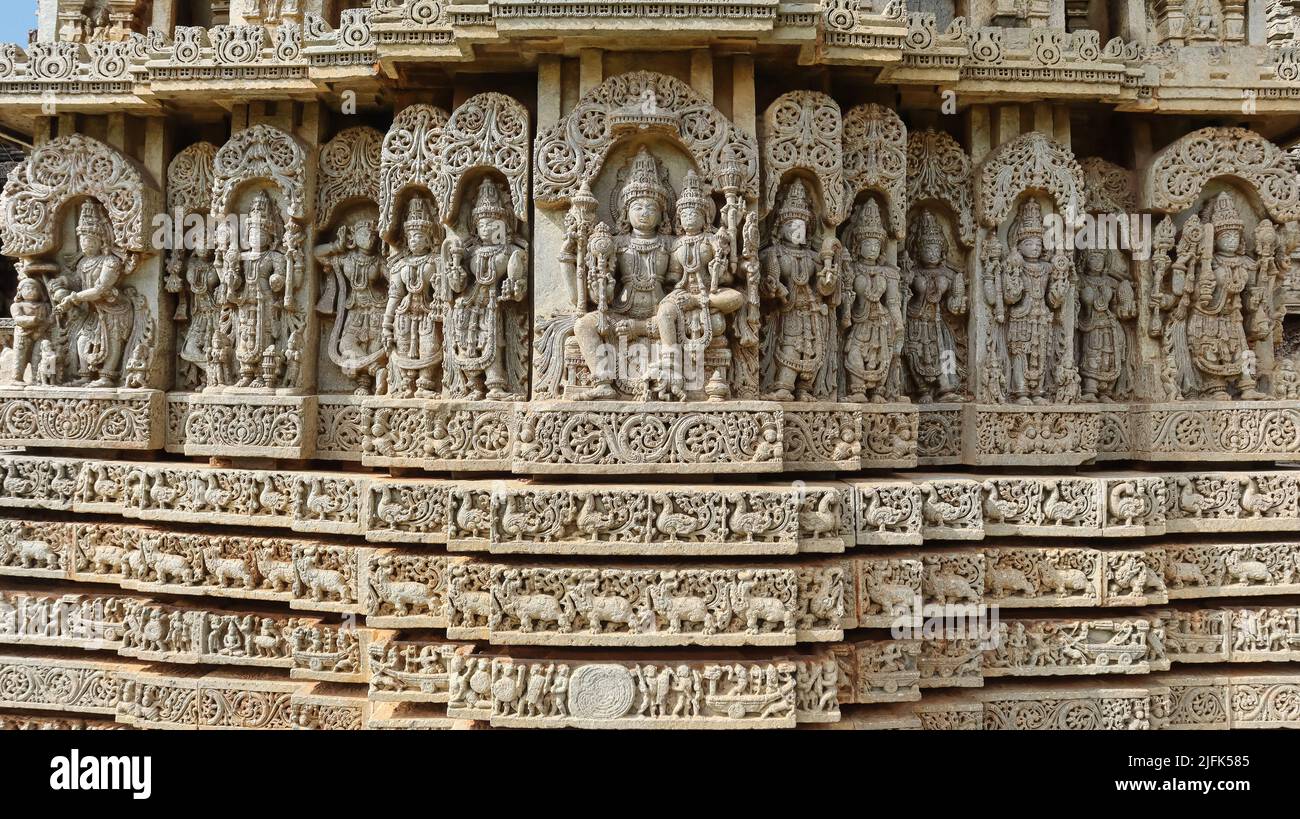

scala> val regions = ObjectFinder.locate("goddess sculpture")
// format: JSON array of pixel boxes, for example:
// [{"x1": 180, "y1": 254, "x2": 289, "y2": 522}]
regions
[
  {"x1": 168, "y1": 243, "x2": 220, "y2": 389},
  {"x1": 382, "y1": 196, "x2": 444, "y2": 397},
  {"x1": 315, "y1": 220, "x2": 388, "y2": 395},
  {"x1": 903, "y1": 209, "x2": 967, "y2": 402},
  {"x1": 985, "y1": 199, "x2": 1069, "y2": 405},
  {"x1": 760, "y1": 180, "x2": 841, "y2": 401},
  {"x1": 445, "y1": 180, "x2": 528, "y2": 400},
  {"x1": 48, "y1": 201, "x2": 137, "y2": 388},
  {"x1": 217, "y1": 191, "x2": 290, "y2": 389},
  {"x1": 840, "y1": 198, "x2": 902, "y2": 403},
  {"x1": 1076, "y1": 247, "x2": 1135, "y2": 401}
]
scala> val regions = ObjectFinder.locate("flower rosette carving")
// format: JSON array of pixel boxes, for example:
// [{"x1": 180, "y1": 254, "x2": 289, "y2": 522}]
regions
[
  {"x1": 843, "y1": 104, "x2": 906, "y2": 239},
  {"x1": 1174, "y1": 685, "x2": 1227, "y2": 725},
  {"x1": 379, "y1": 104, "x2": 449, "y2": 236},
  {"x1": 916, "y1": 409, "x2": 960, "y2": 459}
]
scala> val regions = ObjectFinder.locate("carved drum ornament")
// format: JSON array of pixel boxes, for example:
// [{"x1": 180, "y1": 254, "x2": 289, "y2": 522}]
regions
[{"x1": 0, "y1": 5, "x2": 1299, "y2": 732}]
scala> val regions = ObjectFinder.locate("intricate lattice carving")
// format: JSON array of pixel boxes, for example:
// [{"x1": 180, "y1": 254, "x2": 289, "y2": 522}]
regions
[{"x1": 761, "y1": 91, "x2": 846, "y2": 225}]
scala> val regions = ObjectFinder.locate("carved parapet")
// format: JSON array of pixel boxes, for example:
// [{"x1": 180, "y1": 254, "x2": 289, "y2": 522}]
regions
[
  {"x1": 368, "y1": 637, "x2": 474, "y2": 703},
  {"x1": 514, "y1": 401, "x2": 783, "y2": 475},
  {"x1": 0, "y1": 387, "x2": 164, "y2": 450},
  {"x1": 0, "y1": 651, "x2": 140, "y2": 715},
  {"x1": 1159, "y1": 671, "x2": 1300, "y2": 729},
  {"x1": 818, "y1": 0, "x2": 909, "y2": 65},
  {"x1": 117, "y1": 667, "x2": 302, "y2": 729},
  {"x1": 183, "y1": 393, "x2": 318, "y2": 459},
  {"x1": 480, "y1": 481, "x2": 851, "y2": 557},
  {"x1": 1136, "y1": 401, "x2": 1300, "y2": 462},
  {"x1": 1163, "y1": 541, "x2": 1300, "y2": 599},
  {"x1": 361, "y1": 399, "x2": 518, "y2": 471},
  {"x1": 446, "y1": 651, "x2": 837, "y2": 729},
  {"x1": 0, "y1": 587, "x2": 135, "y2": 650},
  {"x1": 289, "y1": 683, "x2": 369, "y2": 730},
  {"x1": 1161, "y1": 606, "x2": 1300, "y2": 665},
  {"x1": 144, "y1": 24, "x2": 315, "y2": 95},
  {"x1": 0, "y1": 714, "x2": 127, "y2": 730},
  {"x1": 963, "y1": 404, "x2": 1103, "y2": 466},
  {"x1": 488, "y1": 0, "x2": 782, "y2": 39}
]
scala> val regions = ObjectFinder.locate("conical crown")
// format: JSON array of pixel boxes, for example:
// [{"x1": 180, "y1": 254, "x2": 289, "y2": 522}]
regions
[
  {"x1": 1210, "y1": 191, "x2": 1243, "y2": 230},
  {"x1": 854, "y1": 198, "x2": 886, "y2": 240},
  {"x1": 618, "y1": 147, "x2": 670, "y2": 215},
  {"x1": 76, "y1": 200, "x2": 108, "y2": 238},
  {"x1": 404, "y1": 195, "x2": 434, "y2": 233},
  {"x1": 777, "y1": 179, "x2": 814, "y2": 225},
  {"x1": 1013, "y1": 198, "x2": 1044, "y2": 241},
  {"x1": 471, "y1": 179, "x2": 510, "y2": 223},
  {"x1": 676, "y1": 169, "x2": 708, "y2": 213}
]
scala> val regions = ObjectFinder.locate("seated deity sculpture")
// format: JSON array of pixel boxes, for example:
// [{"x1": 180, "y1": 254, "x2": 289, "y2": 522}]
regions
[
  {"x1": 759, "y1": 180, "x2": 841, "y2": 401},
  {"x1": 903, "y1": 209, "x2": 967, "y2": 402},
  {"x1": 572, "y1": 148, "x2": 743, "y2": 401}
]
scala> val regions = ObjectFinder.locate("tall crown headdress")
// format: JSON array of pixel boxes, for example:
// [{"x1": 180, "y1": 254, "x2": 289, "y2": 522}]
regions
[
  {"x1": 854, "y1": 198, "x2": 887, "y2": 240},
  {"x1": 618, "y1": 147, "x2": 670, "y2": 215},
  {"x1": 76, "y1": 200, "x2": 108, "y2": 238},
  {"x1": 676, "y1": 170, "x2": 708, "y2": 213},
  {"x1": 471, "y1": 179, "x2": 511, "y2": 223},
  {"x1": 1209, "y1": 191, "x2": 1243, "y2": 230},
  {"x1": 404, "y1": 195, "x2": 434, "y2": 233},
  {"x1": 1012, "y1": 198, "x2": 1045, "y2": 241},
  {"x1": 777, "y1": 179, "x2": 814, "y2": 226}
]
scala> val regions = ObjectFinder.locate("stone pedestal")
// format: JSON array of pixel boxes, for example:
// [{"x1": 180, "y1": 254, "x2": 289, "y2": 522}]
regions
[
  {"x1": 0, "y1": 386, "x2": 164, "y2": 450},
  {"x1": 183, "y1": 392, "x2": 318, "y2": 460}
]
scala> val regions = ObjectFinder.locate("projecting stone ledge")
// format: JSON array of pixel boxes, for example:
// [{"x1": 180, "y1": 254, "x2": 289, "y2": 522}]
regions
[{"x1": 0, "y1": 387, "x2": 163, "y2": 450}]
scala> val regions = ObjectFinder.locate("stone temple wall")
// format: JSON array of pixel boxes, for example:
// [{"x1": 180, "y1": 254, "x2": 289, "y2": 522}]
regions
[{"x1": 0, "y1": 0, "x2": 1299, "y2": 730}]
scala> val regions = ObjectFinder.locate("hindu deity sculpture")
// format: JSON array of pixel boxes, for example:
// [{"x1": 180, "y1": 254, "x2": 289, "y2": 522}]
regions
[
  {"x1": 382, "y1": 196, "x2": 444, "y2": 398},
  {"x1": 759, "y1": 180, "x2": 841, "y2": 401},
  {"x1": 315, "y1": 219, "x2": 389, "y2": 395},
  {"x1": 215, "y1": 191, "x2": 290, "y2": 390},
  {"x1": 572, "y1": 147, "x2": 676, "y2": 400},
  {"x1": 984, "y1": 198, "x2": 1071, "y2": 405},
  {"x1": 902, "y1": 209, "x2": 967, "y2": 402},
  {"x1": 444, "y1": 179, "x2": 529, "y2": 401},
  {"x1": 839, "y1": 197, "x2": 902, "y2": 403},
  {"x1": 1075, "y1": 247, "x2": 1135, "y2": 402},
  {"x1": 167, "y1": 242, "x2": 220, "y2": 390},
  {"x1": 1179, "y1": 192, "x2": 1266, "y2": 400},
  {"x1": 47, "y1": 201, "x2": 138, "y2": 388}
]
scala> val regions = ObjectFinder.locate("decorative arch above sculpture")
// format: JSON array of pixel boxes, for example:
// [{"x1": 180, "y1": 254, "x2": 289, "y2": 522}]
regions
[
  {"x1": 317, "y1": 126, "x2": 383, "y2": 229},
  {"x1": 533, "y1": 71, "x2": 758, "y2": 208},
  {"x1": 907, "y1": 128, "x2": 974, "y2": 247},
  {"x1": 842, "y1": 103, "x2": 906, "y2": 240},
  {"x1": 167, "y1": 142, "x2": 219, "y2": 218},
  {"x1": 0, "y1": 133, "x2": 159, "y2": 257},
  {"x1": 976, "y1": 132, "x2": 1084, "y2": 228},
  {"x1": 1080, "y1": 157, "x2": 1136, "y2": 215},
  {"x1": 379, "y1": 103, "x2": 449, "y2": 238},
  {"x1": 439, "y1": 92, "x2": 530, "y2": 225},
  {"x1": 211, "y1": 124, "x2": 309, "y2": 220},
  {"x1": 1142, "y1": 127, "x2": 1300, "y2": 222},
  {"x1": 762, "y1": 91, "x2": 846, "y2": 226}
]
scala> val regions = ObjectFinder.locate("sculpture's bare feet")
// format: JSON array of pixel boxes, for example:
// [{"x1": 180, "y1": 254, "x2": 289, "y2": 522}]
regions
[
  {"x1": 584, "y1": 383, "x2": 617, "y2": 400},
  {"x1": 765, "y1": 388, "x2": 793, "y2": 401}
]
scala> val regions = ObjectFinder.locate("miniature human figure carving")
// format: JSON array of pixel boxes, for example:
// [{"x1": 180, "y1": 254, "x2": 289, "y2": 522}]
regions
[
  {"x1": 985, "y1": 199, "x2": 1070, "y2": 405},
  {"x1": 48, "y1": 201, "x2": 136, "y2": 388},
  {"x1": 1181, "y1": 193, "x2": 1266, "y2": 400},
  {"x1": 840, "y1": 197, "x2": 902, "y2": 403},
  {"x1": 903, "y1": 209, "x2": 967, "y2": 402},
  {"x1": 573, "y1": 147, "x2": 675, "y2": 400},
  {"x1": 1076, "y1": 247, "x2": 1135, "y2": 401},
  {"x1": 383, "y1": 196, "x2": 444, "y2": 397},
  {"x1": 218, "y1": 191, "x2": 289, "y2": 389},
  {"x1": 760, "y1": 179, "x2": 841, "y2": 401},
  {"x1": 8, "y1": 276, "x2": 51, "y2": 384},
  {"x1": 315, "y1": 219, "x2": 388, "y2": 395},
  {"x1": 445, "y1": 179, "x2": 528, "y2": 400}
]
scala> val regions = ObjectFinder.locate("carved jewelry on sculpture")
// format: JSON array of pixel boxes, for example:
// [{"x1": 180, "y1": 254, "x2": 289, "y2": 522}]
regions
[
  {"x1": 1075, "y1": 158, "x2": 1138, "y2": 403},
  {"x1": 760, "y1": 178, "x2": 842, "y2": 401},
  {"x1": 383, "y1": 195, "x2": 445, "y2": 398},
  {"x1": 165, "y1": 142, "x2": 220, "y2": 391},
  {"x1": 903, "y1": 209, "x2": 967, "y2": 402},
  {"x1": 314, "y1": 127, "x2": 387, "y2": 396},
  {"x1": 839, "y1": 197, "x2": 903, "y2": 403}
]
